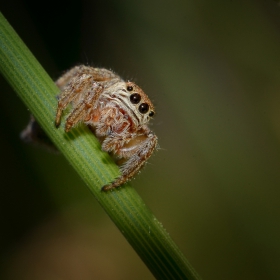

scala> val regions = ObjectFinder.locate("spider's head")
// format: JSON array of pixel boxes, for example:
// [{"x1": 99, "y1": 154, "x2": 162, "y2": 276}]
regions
[{"x1": 125, "y1": 81, "x2": 155, "y2": 125}]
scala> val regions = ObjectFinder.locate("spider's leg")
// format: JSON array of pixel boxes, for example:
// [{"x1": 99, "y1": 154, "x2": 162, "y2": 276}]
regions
[
  {"x1": 55, "y1": 67, "x2": 121, "y2": 128},
  {"x1": 56, "y1": 74, "x2": 96, "y2": 127},
  {"x1": 56, "y1": 67, "x2": 93, "y2": 126},
  {"x1": 102, "y1": 131, "x2": 158, "y2": 191},
  {"x1": 65, "y1": 82, "x2": 103, "y2": 132}
]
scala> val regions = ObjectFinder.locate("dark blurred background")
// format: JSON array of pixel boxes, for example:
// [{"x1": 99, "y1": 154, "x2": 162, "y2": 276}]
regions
[{"x1": 1, "y1": 1, "x2": 280, "y2": 279}]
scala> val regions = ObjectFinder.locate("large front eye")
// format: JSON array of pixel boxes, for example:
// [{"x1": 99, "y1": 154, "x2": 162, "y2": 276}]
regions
[
  {"x1": 139, "y1": 103, "x2": 149, "y2": 114},
  {"x1": 130, "y1": 93, "x2": 141, "y2": 104}
]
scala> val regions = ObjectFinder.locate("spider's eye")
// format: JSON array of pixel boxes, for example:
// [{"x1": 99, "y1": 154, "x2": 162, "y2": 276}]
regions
[
  {"x1": 139, "y1": 103, "x2": 149, "y2": 114},
  {"x1": 130, "y1": 93, "x2": 141, "y2": 104},
  {"x1": 127, "y1": 85, "x2": 133, "y2": 91},
  {"x1": 149, "y1": 111, "x2": 154, "y2": 117}
]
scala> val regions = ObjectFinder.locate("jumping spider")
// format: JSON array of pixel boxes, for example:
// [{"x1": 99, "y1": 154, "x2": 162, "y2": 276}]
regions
[{"x1": 55, "y1": 65, "x2": 158, "y2": 191}]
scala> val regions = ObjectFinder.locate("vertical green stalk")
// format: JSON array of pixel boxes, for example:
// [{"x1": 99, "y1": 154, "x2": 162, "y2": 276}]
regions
[{"x1": 0, "y1": 12, "x2": 201, "y2": 280}]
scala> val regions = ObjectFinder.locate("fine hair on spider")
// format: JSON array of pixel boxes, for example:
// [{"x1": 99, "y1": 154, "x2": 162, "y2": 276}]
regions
[{"x1": 55, "y1": 65, "x2": 158, "y2": 191}]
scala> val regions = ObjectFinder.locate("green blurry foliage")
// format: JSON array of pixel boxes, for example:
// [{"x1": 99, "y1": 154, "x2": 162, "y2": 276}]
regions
[{"x1": 1, "y1": 1, "x2": 280, "y2": 279}]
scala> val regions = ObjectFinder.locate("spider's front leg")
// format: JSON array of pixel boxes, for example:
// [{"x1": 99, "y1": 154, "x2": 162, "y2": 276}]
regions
[
  {"x1": 55, "y1": 73, "x2": 97, "y2": 128},
  {"x1": 63, "y1": 83, "x2": 104, "y2": 132},
  {"x1": 55, "y1": 66, "x2": 121, "y2": 129},
  {"x1": 102, "y1": 130, "x2": 158, "y2": 191}
]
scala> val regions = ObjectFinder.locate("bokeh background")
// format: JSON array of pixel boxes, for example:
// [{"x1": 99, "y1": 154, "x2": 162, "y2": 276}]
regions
[{"x1": 1, "y1": 1, "x2": 280, "y2": 279}]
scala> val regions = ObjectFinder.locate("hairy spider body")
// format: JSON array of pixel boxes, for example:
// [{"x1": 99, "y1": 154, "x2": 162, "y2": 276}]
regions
[{"x1": 55, "y1": 65, "x2": 158, "y2": 191}]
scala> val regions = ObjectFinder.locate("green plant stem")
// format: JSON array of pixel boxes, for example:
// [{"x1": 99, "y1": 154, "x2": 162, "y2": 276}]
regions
[{"x1": 0, "y1": 12, "x2": 201, "y2": 280}]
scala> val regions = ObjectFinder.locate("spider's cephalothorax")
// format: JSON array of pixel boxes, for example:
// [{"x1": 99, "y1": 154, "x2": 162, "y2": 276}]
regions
[{"x1": 55, "y1": 65, "x2": 158, "y2": 191}]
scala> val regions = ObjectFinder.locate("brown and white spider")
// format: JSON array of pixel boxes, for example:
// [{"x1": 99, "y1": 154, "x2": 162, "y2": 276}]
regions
[{"x1": 55, "y1": 65, "x2": 158, "y2": 191}]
